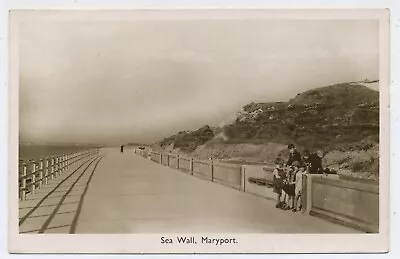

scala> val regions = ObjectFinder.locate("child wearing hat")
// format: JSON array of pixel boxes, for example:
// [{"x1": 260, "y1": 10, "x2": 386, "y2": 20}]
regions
[{"x1": 286, "y1": 144, "x2": 301, "y2": 166}]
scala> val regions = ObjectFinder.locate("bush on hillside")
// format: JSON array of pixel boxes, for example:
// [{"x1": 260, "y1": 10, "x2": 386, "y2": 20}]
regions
[{"x1": 163, "y1": 125, "x2": 215, "y2": 153}]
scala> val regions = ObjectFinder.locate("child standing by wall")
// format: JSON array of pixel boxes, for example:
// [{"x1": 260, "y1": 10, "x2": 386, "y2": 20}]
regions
[
  {"x1": 272, "y1": 157, "x2": 286, "y2": 209},
  {"x1": 282, "y1": 161, "x2": 298, "y2": 210},
  {"x1": 293, "y1": 163, "x2": 306, "y2": 212}
]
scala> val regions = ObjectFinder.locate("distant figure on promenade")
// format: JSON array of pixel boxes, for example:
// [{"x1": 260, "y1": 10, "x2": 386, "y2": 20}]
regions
[
  {"x1": 286, "y1": 144, "x2": 301, "y2": 166},
  {"x1": 120, "y1": 145, "x2": 124, "y2": 154}
]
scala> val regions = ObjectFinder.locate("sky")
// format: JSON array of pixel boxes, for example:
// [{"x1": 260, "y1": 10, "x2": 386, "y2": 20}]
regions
[{"x1": 18, "y1": 14, "x2": 379, "y2": 145}]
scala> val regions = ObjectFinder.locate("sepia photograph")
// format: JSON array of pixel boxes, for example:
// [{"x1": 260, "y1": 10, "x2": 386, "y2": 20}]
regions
[{"x1": 8, "y1": 9, "x2": 390, "y2": 253}]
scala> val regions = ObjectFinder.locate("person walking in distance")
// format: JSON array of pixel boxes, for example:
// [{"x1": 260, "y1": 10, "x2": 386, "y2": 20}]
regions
[{"x1": 120, "y1": 145, "x2": 124, "y2": 154}]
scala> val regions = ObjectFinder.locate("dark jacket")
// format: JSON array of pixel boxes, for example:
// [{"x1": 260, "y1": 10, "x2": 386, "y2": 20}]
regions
[
  {"x1": 307, "y1": 153, "x2": 324, "y2": 174},
  {"x1": 287, "y1": 150, "x2": 301, "y2": 166}
]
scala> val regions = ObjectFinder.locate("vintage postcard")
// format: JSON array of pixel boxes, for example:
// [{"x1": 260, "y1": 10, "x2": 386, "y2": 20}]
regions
[{"x1": 8, "y1": 9, "x2": 390, "y2": 253}]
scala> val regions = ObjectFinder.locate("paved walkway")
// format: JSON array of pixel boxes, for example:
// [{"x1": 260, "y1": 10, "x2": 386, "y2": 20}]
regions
[{"x1": 19, "y1": 148, "x2": 360, "y2": 233}]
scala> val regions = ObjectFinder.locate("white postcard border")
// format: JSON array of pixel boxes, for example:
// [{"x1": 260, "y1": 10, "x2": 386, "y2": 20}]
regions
[{"x1": 7, "y1": 8, "x2": 390, "y2": 254}]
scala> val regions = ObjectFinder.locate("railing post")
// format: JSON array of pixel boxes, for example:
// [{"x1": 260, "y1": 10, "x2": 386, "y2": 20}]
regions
[
  {"x1": 190, "y1": 158, "x2": 194, "y2": 175},
  {"x1": 176, "y1": 155, "x2": 180, "y2": 169},
  {"x1": 51, "y1": 157, "x2": 55, "y2": 179},
  {"x1": 39, "y1": 159, "x2": 44, "y2": 188},
  {"x1": 59, "y1": 156, "x2": 63, "y2": 174},
  {"x1": 21, "y1": 164, "x2": 27, "y2": 200},
  {"x1": 159, "y1": 153, "x2": 162, "y2": 164},
  {"x1": 59, "y1": 156, "x2": 62, "y2": 174},
  {"x1": 55, "y1": 157, "x2": 59, "y2": 176},
  {"x1": 31, "y1": 163, "x2": 36, "y2": 194},
  {"x1": 57, "y1": 157, "x2": 60, "y2": 176},
  {"x1": 53, "y1": 157, "x2": 57, "y2": 177},
  {"x1": 45, "y1": 159, "x2": 49, "y2": 185},
  {"x1": 60, "y1": 155, "x2": 64, "y2": 173},
  {"x1": 210, "y1": 159, "x2": 214, "y2": 182},
  {"x1": 302, "y1": 174, "x2": 313, "y2": 214},
  {"x1": 60, "y1": 155, "x2": 64, "y2": 172},
  {"x1": 167, "y1": 154, "x2": 170, "y2": 167},
  {"x1": 240, "y1": 165, "x2": 246, "y2": 192}
]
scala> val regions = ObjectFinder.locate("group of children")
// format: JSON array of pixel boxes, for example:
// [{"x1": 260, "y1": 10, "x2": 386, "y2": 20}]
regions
[
  {"x1": 272, "y1": 158, "x2": 306, "y2": 212},
  {"x1": 270, "y1": 143, "x2": 315, "y2": 212},
  {"x1": 262, "y1": 143, "x2": 330, "y2": 212}
]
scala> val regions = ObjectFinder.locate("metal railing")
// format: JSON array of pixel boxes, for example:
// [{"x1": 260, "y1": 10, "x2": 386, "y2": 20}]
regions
[
  {"x1": 18, "y1": 149, "x2": 99, "y2": 201},
  {"x1": 133, "y1": 149, "x2": 275, "y2": 192}
]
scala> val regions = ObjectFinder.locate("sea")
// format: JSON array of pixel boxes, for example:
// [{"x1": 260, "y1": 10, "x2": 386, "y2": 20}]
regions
[{"x1": 18, "y1": 144, "x2": 104, "y2": 162}]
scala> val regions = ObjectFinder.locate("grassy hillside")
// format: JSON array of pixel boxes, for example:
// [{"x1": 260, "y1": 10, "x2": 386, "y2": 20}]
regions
[
  {"x1": 157, "y1": 82, "x2": 379, "y2": 179},
  {"x1": 224, "y1": 83, "x2": 379, "y2": 150}
]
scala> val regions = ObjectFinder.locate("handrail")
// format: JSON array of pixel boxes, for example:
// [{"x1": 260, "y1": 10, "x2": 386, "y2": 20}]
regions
[
  {"x1": 193, "y1": 160, "x2": 209, "y2": 166},
  {"x1": 19, "y1": 149, "x2": 99, "y2": 200},
  {"x1": 212, "y1": 163, "x2": 241, "y2": 170},
  {"x1": 135, "y1": 149, "x2": 246, "y2": 190}
]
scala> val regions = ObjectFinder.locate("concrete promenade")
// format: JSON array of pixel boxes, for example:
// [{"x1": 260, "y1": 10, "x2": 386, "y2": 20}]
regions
[{"x1": 19, "y1": 148, "x2": 360, "y2": 234}]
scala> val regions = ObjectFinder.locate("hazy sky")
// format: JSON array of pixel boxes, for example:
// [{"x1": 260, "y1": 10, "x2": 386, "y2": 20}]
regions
[{"x1": 18, "y1": 16, "x2": 379, "y2": 144}]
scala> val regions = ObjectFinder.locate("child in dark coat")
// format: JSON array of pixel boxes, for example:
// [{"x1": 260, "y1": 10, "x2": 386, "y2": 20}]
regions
[
  {"x1": 308, "y1": 150, "x2": 324, "y2": 174},
  {"x1": 286, "y1": 144, "x2": 301, "y2": 166},
  {"x1": 272, "y1": 157, "x2": 286, "y2": 208}
]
